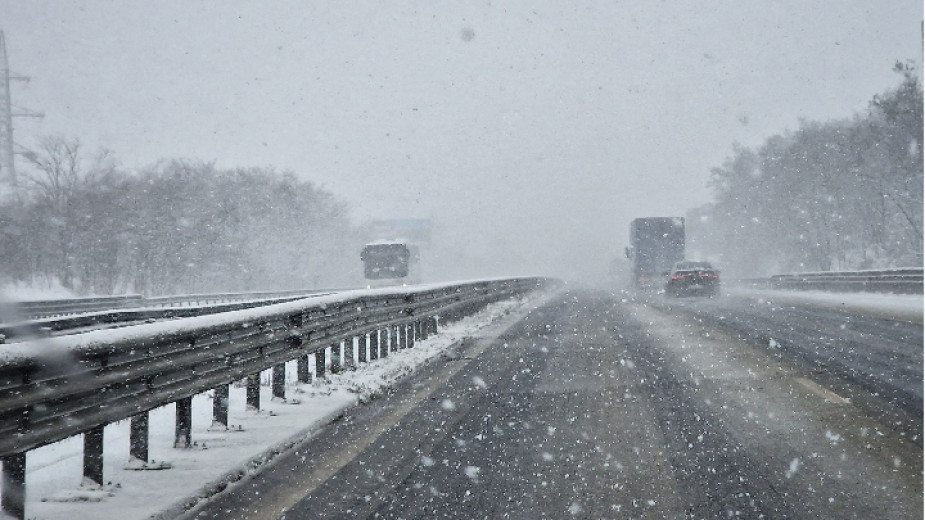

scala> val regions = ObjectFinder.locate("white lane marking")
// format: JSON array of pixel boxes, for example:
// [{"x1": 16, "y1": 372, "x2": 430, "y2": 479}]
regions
[{"x1": 794, "y1": 377, "x2": 851, "y2": 404}]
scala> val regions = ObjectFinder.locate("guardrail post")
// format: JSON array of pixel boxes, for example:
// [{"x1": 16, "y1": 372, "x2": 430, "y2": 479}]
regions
[
  {"x1": 84, "y1": 425, "x2": 105, "y2": 485},
  {"x1": 212, "y1": 385, "x2": 229, "y2": 429},
  {"x1": 246, "y1": 375, "x2": 261, "y2": 411},
  {"x1": 393, "y1": 325, "x2": 401, "y2": 351},
  {"x1": 272, "y1": 363, "x2": 286, "y2": 399},
  {"x1": 358, "y1": 333, "x2": 369, "y2": 363},
  {"x1": 297, "y1": 355, "x2": 311, "y2": 383},
  {"x1": 383, "y1": 327, "x2": 392, "y2": 356},
  {"x1": 330, "y1": 342, "x2": 342, "y2": 374},
  {"x1": 315, "y1": 349, "x2": 326, "y2": 379},
  {"x1": 2, "y1": 452, "x2": 26, "y2": 520},
  {"x1": 130, "y1": 412, "x2": 149, "y2": 462},
  {"x1": 407, "y1": 323, "x2": 415, "y2": 348},
  {"x1": 345, "y1": 337, "x2": 356, "y2": 368},
  {"x1": 371, "y1": 330, "x2": 381, "y2": 360},
  {"x1": 175, "y1": 397, "x2": 193, "y2": 448}
]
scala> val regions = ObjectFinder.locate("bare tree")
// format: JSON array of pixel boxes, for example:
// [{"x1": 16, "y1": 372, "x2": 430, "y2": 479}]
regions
[{"x1": 19, "y1": 136, "x2": 117, "y2": 290}]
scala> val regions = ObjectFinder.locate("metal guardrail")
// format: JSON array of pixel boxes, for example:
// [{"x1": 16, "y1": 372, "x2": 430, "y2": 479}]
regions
[
  {"x1": 0, "y1": 277, "x2": 547, "y2": 519},
  {"x1": 4, "y1": 289, "x2": 336, "y2": 321},
  {"x1": 142, "y1": 289, "x2": 339, "y2": 308},
  {"x1": 9, "y1": 295, "x2": 145, "y2": 319},
  {"x1": 764, "y1": 268, "x2": 923, "y2": 294},
  {"x1": 0, "y1": 294, "x2": 331, "y2": 343}
]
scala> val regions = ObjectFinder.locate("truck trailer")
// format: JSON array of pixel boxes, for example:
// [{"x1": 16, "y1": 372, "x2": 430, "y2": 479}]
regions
[{"x1": 626, "y1": 217, "x2": 685, "y2": 289}]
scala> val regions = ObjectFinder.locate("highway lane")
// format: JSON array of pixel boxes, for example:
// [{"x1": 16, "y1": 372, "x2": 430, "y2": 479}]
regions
[
  {"x1": 183, "y1": 288, "x2": 922, "y2": 519},
  {"x1": 652, "y1": 291, "x2": 923, "y2": 442}
]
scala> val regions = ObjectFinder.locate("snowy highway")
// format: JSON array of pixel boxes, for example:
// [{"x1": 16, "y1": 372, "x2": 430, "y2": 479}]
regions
[
  {"x1": 181, "y1": 288, "x2": 922, "y2": 520},
  {"x1": 2, "y1": 3, "x2": 921, "y2": 519}
]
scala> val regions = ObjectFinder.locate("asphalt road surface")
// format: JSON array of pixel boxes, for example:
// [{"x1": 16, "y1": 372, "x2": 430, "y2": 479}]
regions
[{"x1": 183, "y1": 288, "x2": 922, "y2": 519}]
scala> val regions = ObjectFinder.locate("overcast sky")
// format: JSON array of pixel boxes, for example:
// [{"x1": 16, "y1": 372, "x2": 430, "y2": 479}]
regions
[{"x1": 2, "y1": 1, "x2": 921, "y2": 282}]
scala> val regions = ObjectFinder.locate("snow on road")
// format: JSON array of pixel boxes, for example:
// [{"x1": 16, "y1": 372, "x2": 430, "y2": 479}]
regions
[
  {"x1": 6, "y1": 295, "x2": 537, "y2": 520},
  {"x1": 727, "y1": 287, "x2": 923, "y2": 323}
]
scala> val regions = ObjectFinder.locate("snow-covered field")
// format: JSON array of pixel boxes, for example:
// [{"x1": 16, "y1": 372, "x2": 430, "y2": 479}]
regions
[{"x1": 2, "y1": 294, "x2": 539, "y2": 520}]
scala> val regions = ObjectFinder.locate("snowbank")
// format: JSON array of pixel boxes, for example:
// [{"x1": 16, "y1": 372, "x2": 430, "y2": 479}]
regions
[{"x1": 728, "y1": 287, "x2": 923, "y2": 323}]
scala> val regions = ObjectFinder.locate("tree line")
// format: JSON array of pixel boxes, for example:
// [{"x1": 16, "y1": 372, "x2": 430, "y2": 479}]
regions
[
  {"x1": 0, "y1": 144, "x2": 362, "y2": 296},
  {"x1": 689, "y1": 63, "x2": 923, "y2": 276}
]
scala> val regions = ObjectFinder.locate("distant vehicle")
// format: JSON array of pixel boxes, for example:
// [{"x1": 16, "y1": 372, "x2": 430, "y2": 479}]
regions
[
  {"x1": 626, "y1": 217, "x2": 685, "y2": 289},
  {"x1": 361, "y1": 241, "x2": 419, "y2": 288},
  {"x1": 665, "y1": 260, "x2": 720, "y2": 297}
]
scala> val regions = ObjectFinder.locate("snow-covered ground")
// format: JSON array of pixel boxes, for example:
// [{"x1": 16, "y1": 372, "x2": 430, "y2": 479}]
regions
[
  {"x1": 727, "y1": 286, "x2": 923, "y2": 323},
  {"x1": 2, "y1": 294, "x2": 540, "y2": 520}
]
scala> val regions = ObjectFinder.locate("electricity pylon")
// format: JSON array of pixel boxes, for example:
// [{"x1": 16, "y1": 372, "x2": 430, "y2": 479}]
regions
[{"x1": 0, "y1": 30, "x2": 43, "y2": 194}]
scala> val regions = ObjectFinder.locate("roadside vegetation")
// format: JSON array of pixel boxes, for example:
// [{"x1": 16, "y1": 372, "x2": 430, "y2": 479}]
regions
[
  {"x1": 689, "y1": 63, "x2": 923, "y2": 276},
  {"x1": 0, "y1": 154, "x2": 360, "y2": 296}
]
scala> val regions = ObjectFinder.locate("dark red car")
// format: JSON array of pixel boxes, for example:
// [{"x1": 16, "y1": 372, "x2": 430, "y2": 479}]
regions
[{"x1": 665, "y1": 261, "x2": 720, "y2": 297}]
